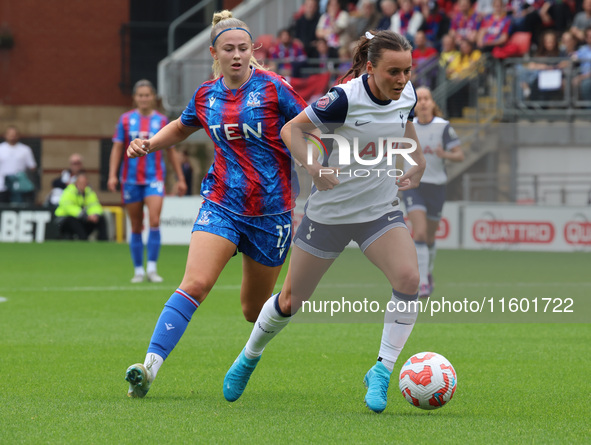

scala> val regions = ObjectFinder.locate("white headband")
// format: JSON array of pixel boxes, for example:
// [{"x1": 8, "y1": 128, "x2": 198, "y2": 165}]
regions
[{"x1": 365, "y1": 31, "x2": 374, "y2": 40}]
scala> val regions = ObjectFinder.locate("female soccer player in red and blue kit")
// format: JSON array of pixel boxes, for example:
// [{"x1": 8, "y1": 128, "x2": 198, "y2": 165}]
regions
[
  {"x1": 108, "y1": 80, "x2": 187, "y2": 283},
  {"x1": 123, "y1": 10, "x2": 307, "y2": 398}
]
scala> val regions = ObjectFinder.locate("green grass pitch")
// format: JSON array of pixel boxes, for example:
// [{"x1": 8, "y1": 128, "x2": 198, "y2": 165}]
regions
[{"x1": 0, "y1": 242, "x2": 589, "y2": 444}]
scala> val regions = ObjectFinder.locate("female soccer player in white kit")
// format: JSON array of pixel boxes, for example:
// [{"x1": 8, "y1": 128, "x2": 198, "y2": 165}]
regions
[
  {"x1": 223, "y1": 30, "x2": 426, "y2": 414},
  {"x1": 403, "y1": 87, "x2": 464, "y2": 298}
]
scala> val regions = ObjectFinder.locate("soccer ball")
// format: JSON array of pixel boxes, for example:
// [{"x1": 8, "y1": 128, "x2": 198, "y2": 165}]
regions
[{"x1": 398, "y1": 352, "x2": 457, "y2": 410}]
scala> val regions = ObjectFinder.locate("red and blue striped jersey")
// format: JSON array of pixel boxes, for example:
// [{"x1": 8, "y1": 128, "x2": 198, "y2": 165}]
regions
[
  {"x1": 112, "y1": 110, "x2": 168, "y2": 185},
  {"x1": 180, "y1": 68, "x2": 307, "y2": 216}
]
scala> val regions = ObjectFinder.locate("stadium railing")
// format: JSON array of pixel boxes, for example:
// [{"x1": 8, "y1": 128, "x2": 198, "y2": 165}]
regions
[
  {"x1": 462, "y1": 172, "x2": 591, "y2": 205},
  {"x1": 500, "y1": 57, "x2": 591, "y2": 121},
  {"x1": 158, "y1": 0, "x2": 304, "y2": 116}
]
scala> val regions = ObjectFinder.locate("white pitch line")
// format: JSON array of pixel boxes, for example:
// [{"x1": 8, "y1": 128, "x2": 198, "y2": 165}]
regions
[
  {"x1": 0, "y1": 282, "x2": 589, "y2": 293},
  {"x1": 0, "y1": 296, "x2": 7, "y2": 303}
]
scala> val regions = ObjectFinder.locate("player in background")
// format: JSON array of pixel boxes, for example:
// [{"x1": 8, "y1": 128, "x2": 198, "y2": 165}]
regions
[
  {"x1": 403, "y1": 86, "x2": 464, "y2": 298},
  {"x1": 123, "y1": 10, "x2": 307, "y2": 398},
  {"x1": 223, "y1": 30, "x2": 426, "y2": 414},
  {"x1": 108, "y1": 79, "x2": 187, "y2": 283}
]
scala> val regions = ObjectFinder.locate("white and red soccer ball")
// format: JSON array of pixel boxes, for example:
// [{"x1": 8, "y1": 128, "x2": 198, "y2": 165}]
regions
[{"x1": 398, "y1": 352, "x2": 457, "y2": 410}]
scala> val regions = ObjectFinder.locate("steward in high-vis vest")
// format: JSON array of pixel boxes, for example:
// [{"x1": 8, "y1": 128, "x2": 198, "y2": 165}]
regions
[{"x1": 55, "y1": 172, "x2": 108, "y2": 240}]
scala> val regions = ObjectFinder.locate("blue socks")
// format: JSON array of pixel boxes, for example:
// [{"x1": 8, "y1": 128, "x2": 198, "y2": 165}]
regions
[
  {"x1": 130, "y1": 232, "x2": 144, "y2": 268},
  {"x1": 148, "y1": 289, "x2": 200, "y2": 360},
  {"x1": 147, "y1": 228, "x2": 161, "y2": 262},
  {"x1": 131, "y1": 228, "x2": 161, "y2": 272}
]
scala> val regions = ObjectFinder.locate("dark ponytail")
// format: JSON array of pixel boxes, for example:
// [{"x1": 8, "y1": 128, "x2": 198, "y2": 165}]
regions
[{"x1": 339, "y1": 30, "x2": 412, "y2": 84}]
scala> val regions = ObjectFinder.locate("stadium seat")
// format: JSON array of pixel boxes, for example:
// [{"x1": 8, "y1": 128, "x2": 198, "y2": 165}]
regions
[
  {"x1": 492, "y1": 32, "x2": 532, "y2": 59},
  {"x1": 253, "y1": 34, "x2": 275, "y2": 62}
]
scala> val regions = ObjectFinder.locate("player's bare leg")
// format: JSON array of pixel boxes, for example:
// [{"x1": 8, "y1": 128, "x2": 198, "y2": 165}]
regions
[{"x1": 239, "y1": 255, "x2": 283, "y2": 322}]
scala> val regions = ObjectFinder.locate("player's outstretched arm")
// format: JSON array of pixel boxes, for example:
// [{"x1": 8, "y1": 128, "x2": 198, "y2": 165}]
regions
[
  {"x1": 281, "y1": 112, "x2": 339, "y2": 191},
  {"x1": 396, "y1": 121, "x2": 426, "y2": 191},
  {"x1": 127, "y1": 118, "x2": 198, "y2": 159}
]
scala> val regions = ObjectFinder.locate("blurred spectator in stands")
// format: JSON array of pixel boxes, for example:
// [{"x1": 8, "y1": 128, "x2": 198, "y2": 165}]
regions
[
  {"x1": 476, "y1": 0, "x2": 494, "y2": 16},
  {"x1": 447, "y1": 39, "x2": 483, "y2": 117},
  {"x1": 391, "y1": 0, "x2": 424, "y2": 45},
  {"x1": 560, "y1": 29, "x2": 579, "y2": 60},
  {"x1": 54, "y1": 172, "x2": 108, "y2": 241},
  {"x1": 508, "y1": 1, "x2": 545, "y2": 37},
  {"x1": 46, "y1": 153, "x2": 84, "y2": 207},
  {"x1": 0, "y1": 125, "x2": 37, "y2": 204},
  {"x1": 412, "y1": 30, "x2": 440, "y2": 88},
  {"x1": 447, "y1": 38, "x2": 483, "y2": 79},
  {"x1": 571, "y1": 0, "x2": 591, "y2": 43},
  {"x1": 510, "y1": 1, "x2": 572, "y2": 45},
  {"x1": 308, "y1": 37, "x2": 339, "y2": 72},
  {"x1": 337, "y1": 44, "x2": 354, "y2": 78},
  {"x1": 450, "y1": 0, "x2": 482, "y2": 46},
  {"x1": 376, "y1": 0, "x2": 398, "y2": 30},
  {"x1": 519, "y1": 30, "x2": 566, "y2": 100},
  {"x1": 268, "y1": 28, "x2": 308, "y2": 77},
  {"x1": 440, "y1": 33, "x2": 460, "y2": 67},
  {"x1": 316, "y1": 0, "x2": 351, "y2": 49},
  {"x1": 293, "y1": 0, "x2": 321, "y2": 56},
  {"x1": 477, "y1": 0, "x2": 511, "y2": 53},
  {"x1": 419, "y1": 2, "x2": 451, "y2": 51},
  {"x1": 347, "y1": 0, "x2": 382, "y2": 42},
  {"x1": 572, "y1": 26, "x2": 591, "y2": 100},
  {"x1": 449, "y1": 0, "x2": 482, "y2": 46}
]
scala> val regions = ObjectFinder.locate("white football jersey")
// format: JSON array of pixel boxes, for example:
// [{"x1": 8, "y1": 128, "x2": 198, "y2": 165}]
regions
[
  {"x1": 404, "y1": 116, "x2": 460, "y2": 185},
  {"x1": 303, "y1": 74, "x2": 417, "y2": 224}
]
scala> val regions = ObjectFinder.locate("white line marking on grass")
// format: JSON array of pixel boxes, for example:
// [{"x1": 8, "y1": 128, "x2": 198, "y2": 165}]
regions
[
  {"x1": 445, "y1": 282, "x2": 591, "y2": 287},
  {"x1": 0, "y1": 296, "x2": 7, "y2": 303},
  {"x1": 0, "y1": 282, "x2": 589, "y2": 293}
]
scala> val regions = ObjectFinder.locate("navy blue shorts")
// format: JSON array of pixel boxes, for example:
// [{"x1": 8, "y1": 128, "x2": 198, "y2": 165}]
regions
[
  {"x1": 192, "y1": 199, "x2": 291, "y2": 267},
  {"x1": 122, "y1": 181, "x2": 165, "y2": 204},
  {"x1": 402, "y1": 183, "x2": 446, "y2": 221},
  {"x1": 293, "y1": 210, "x2": 407, "y2": 259}
]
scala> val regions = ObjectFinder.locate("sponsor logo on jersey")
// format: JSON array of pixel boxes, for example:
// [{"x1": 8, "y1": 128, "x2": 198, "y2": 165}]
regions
[
  {"x1": 209, "y1": 96, "x2": 216, "y2": 107},
  {"x1": 247, "y1": 91, "x2": 261, "y2": 107}
]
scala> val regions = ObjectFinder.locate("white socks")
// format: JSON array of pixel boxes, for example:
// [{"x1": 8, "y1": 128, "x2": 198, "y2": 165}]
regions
[
  {"x1": 147, "y1": 261, "x2": 157, "y2": 274},
  {"x1": 378, "y1": 291, "x2": 419, "y2": 370},
  {"x1": 144, "y1": 352, "x2": 164, "y2": 378},
  {"x1": 428, "y1": 243, "x2": 436, "y2": 275},
  {"x1": 244, "y1": 293, "x2": 292, "y2": 359},
  {"x1": 415, "y1": 242, "x2": 429, "y2": 286}
]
